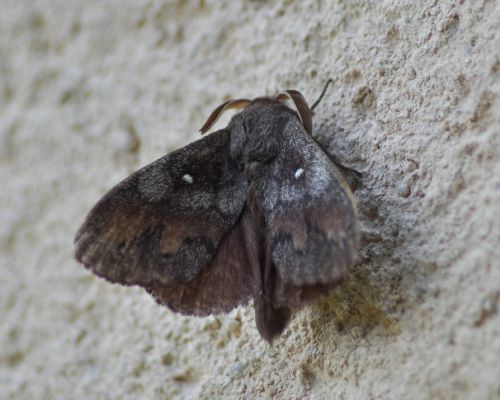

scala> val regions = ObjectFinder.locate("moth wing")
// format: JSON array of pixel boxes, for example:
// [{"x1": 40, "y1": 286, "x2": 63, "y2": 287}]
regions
[
  {"x1": 257, "y1": 119, "x2": 360, "y2": 286},
  {"x1": 75, "y1": 129, "x2": 248, "y2": 289},
  {"x1": 147, "y1": 210, "x2": 257, "y2": 315}
]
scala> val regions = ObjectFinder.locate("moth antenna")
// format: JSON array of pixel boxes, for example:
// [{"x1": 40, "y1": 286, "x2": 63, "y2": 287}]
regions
[
  {"x1": 275, "y1": 90, "x2": 313, "y2": 135},
  {"x1": 311, "y1": 79, "x2": 334, "y2": 111},
  {"x1": 199, "y1": 99, "x2": 251, "y2": 134}
]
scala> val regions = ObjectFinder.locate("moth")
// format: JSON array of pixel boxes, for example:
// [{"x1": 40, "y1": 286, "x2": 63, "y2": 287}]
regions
[{"x1": 74, "y1": 84, "x2": 360, "y2": 342}]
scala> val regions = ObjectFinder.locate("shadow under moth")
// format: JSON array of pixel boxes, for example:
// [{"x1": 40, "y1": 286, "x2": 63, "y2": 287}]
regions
[{"x1": 74, "y1": 85, "x2": 360, "y2": 342}]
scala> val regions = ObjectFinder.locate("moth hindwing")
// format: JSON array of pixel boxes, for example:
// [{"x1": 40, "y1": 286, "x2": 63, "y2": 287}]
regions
[{"x1": 75, "y1": 88, "x2": 360, "y2": 342}]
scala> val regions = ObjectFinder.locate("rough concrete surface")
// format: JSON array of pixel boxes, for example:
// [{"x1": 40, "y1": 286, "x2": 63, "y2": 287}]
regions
[{"x1": 1, "y1": 0, "x2": 499, "y2": 399}]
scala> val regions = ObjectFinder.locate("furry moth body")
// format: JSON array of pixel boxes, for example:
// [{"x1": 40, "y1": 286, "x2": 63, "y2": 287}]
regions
[{"x1": 74, "y1": 89, "x2": 360, "y2": 342}]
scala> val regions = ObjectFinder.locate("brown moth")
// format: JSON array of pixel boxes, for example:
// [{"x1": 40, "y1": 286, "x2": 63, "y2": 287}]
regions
[{"x1": 74, "y1": 85, "x2": 360, "y2": 342}]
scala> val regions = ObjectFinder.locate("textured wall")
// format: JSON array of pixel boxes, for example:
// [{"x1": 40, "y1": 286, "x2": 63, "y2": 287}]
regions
[{"x1": 1, "y1": 1, "x2": 499, "y2": 399}]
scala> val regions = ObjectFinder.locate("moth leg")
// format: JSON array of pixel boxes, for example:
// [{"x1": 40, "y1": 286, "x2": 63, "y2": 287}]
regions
[
  {"x1": 329, "y1": 157, "x2": 362, "y2": 177},
  {"x1": 317, "y1": 141, "x2": 362, "y2": 183},
  {"x1": 326, "y1": 156, "x2": 363, "y2": 192}
]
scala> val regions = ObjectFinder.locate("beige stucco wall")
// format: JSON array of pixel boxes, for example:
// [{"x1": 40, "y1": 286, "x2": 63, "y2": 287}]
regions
[{"x1": 1, "y1": 1, "x2": 499, "y2": 399}]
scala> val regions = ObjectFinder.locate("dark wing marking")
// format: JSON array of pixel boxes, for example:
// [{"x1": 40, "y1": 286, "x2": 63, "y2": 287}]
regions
[
  {"x1": 74, "y1": 129, "x2": 247, "y2": 288},
  {"x1": 255, "y1": 118, "x2": 360, "y2": 286},
  {"x1": 147, "y1": 211, "x2": 256, "y2": 316}
]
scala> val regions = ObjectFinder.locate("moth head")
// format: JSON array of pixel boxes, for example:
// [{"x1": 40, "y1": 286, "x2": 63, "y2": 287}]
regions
[{"x1": 199, "y1": 90, "x2": 313, "y2": 135}]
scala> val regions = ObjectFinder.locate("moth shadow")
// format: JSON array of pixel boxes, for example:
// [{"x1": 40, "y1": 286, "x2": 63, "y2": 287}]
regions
[{"x1": 307, "y1": 270, "x2": 399, "y2": 340}]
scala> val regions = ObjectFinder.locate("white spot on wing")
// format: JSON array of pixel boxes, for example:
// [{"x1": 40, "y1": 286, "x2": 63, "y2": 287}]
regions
[
  {"x1": 294, "y1": 168, "x2": 304, "y2": 179},
  {"x1": 182, "y1": 174, "x2": 193, "y2": 184}
]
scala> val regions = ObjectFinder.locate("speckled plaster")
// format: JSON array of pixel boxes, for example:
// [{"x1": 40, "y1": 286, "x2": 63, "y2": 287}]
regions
[{"x1": 1, "y1": 1, "x2": 499, "y2": 399}]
